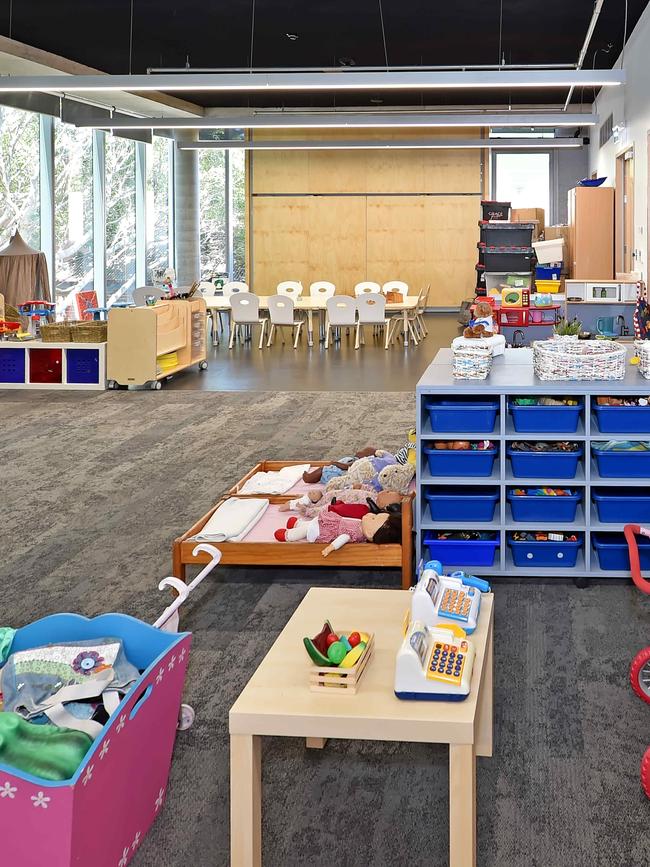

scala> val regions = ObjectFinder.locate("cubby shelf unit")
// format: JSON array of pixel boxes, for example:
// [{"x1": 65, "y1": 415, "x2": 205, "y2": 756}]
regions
[
  {"x1": 0, "y1": 340, "x2": 106, "y2": 390},
  {"x1": 416, "y1": 348, "x2": 650, "y2": 581}
]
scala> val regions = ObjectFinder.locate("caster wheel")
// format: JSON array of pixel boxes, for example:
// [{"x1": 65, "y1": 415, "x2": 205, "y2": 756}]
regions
[
  {"x1": 151, "y1": 381, "x2": 162, "y2": 390},
  {"x1": 107, "y1": 380, "x2": 116, "y2": 390},
  {"x1": 177, "y1": 704, "x2": 195, "y2": 731},
  {"x1": 573, "y1": 576, "x2": 589, "y2": 589},
  {"x1": 630, "y1": 646, "x2": 650, "y2": 704},
  {"x1": 199, "y1": 361, "x2": 208, "y2": 371},
  {"x1": 641, "y1": 746, "x2": 650, "y2": 799}
]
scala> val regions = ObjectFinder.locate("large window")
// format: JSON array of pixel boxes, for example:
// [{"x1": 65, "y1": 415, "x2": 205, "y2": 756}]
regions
[
  {"x1": 495, "y1": 152, "x2": 551, "y2": 221},
  {"x1": 146, "y1": 136, "x2": 171, "y2": 283},
  {"x1": 199, "y1": 148, "x2": 227, "y2": 279},
  {"x1": 0, "y1": 106, "x2": 40, "y2": 248},
  {"x1": 54, "y1": 120, "x2": 93, "y2": 316},
  {"x1": 105, "y1": 135, "x2": 136, "y2": 304},
  {"x1": 231, "y1": 149, "x2": 246, "y2": 280}
]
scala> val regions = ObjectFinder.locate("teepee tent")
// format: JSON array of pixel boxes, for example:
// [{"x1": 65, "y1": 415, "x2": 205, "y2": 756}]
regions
[{"x1": 0, "y1": 230, "x2": 51, "y2": 308}]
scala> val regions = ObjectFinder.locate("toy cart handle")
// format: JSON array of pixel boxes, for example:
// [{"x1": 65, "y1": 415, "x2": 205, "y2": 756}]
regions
[
  {"x1": 624, "y1": 524, "x2": 650, "y2": 594},
  {"x1": 153, "y1": 543, "x2": 222, "y2": 630}
]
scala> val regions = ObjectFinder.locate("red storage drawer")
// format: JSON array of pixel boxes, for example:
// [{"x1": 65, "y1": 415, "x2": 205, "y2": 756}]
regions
[
  {"x1": 29, "y1": 347, "x2": 62, "y2": 383},
  {"x1": 499, "y1": 308, "x2": 529, "y2": 327}
]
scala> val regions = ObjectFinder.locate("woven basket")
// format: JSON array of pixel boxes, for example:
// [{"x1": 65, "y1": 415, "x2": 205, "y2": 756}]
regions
[
  {"x1": 41, "y1": 322, "x2": 73, "y2": 342},
  {"x1": 533, "y1": 339, "x2": 626, "y2": 381},
  {"x1": 452, "y1": 343, "x2": 493, "y2": 380},
  {"x1": 71, "y1": 321, "x2": 108, "y2": 343},
  {"x1": 636, "y1": 341, "x2": 650, "y2": 379}
]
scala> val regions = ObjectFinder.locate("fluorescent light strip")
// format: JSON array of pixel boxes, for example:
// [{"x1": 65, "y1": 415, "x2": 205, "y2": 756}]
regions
[
  {"x1": 76, "y1": 112, "x2": 598, "y2": 130},
  {"x1": 0, "y1": 69, "x2": 624, "y2": 93},
  {"x1": 177, "y1": 138, "x2": 584, "y2": 150}
]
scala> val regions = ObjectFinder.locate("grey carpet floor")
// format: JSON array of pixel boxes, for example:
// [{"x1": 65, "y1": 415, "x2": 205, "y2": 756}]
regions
[{"x1": 1, "y1": 389, "x2": 649, "y2": 867}]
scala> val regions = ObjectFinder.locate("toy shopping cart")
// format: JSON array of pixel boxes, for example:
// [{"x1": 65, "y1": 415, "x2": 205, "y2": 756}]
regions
[
  {"x1": 624, "y1": 525, "x2": 650, "y2": 798},
  {"x1": 0, "y1": 543, "x2": 221, "y2": 867}
]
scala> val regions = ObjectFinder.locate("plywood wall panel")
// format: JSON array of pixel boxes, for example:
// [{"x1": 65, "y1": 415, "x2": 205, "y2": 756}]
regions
[
  {"x1": 251, "y1": 150, "x2": 309, "y2": 193},
  {"x1": 251, "y1": 197, "x2": 310, "y2": 292},
  {"x1": 366, "y1": 196, "x2": 427, "y2": 289},
  {"x1": 423, "y1": 197, "x2": 479, "y2": 307},
  {"x1": 306, "y1": 196, "x2": 366, "y2": 293}
]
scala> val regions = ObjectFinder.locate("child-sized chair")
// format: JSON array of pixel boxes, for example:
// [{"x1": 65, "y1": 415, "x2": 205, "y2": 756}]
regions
[
  {"x1": 324, "y1": 295, "x2": 357, "y2": 349},
  {"x1": 223, "y1": 281, "x2": 250, "y2": 296},
  {"x1": 267, "y1": 294, "x2": 304, "y2": 348},
  {"x1": 309, "y1": 281, "x2": 336, "y2": 299},
  {"x1": 382, "y1": 280, "x2": 409, "y2": 300},
  {"x1": 229, "y1": 293, "x2": 267, "y2": 349},
  {"x1": 276, "y1": 281, "x2": 304, "y2": 298},
  {"x1": 354, "y1": 281, "x2": 381, "y2": 296},
  {"x1": 355, "y1": 293, "x2": 391, "y2": 350}
]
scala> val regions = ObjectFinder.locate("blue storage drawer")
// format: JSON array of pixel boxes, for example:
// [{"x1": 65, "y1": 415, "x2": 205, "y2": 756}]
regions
[
  {"x1": 507, "y1": 489, "x2": 580, "y2": 522},
  {"x1": 66, "y1": 348, "x2": 100, "y2": 384},
  {"x1": 423, "y1": 534, "x2": 499, "y2": 567},
  {"x1": 0, "y1": 346, "x2": 25, "y2": 383},
  {"x1": 424, "y1": 487, "x2": 499, "y2": 522},
  {"x1": 593, "y1": 404, "x2": 650, "y2": 434},
  {"x1": 423, "y1": 446, "x2": 498, "y2": 477},
  {"x1": 507, "y1": 447, "x2": 582, "y2": 479},
  {"x1": 508, "y1": 401, "x2": 583, "y2": 433},
  {"x1": 593, "y1": 488, "x2": 650, "y2": 523},
  {"x1": 535, "y1": 264, "x2": 562, "y2": 280},
  {"x1": 509, "y1": 536, "x2": 581, "y2": 567},
  {"x1": 592, "y1": 445, "x2": 650, "y2": 478},
  {"x1": 425, "y1": 399, "x2": 499, "y2": 433},
  {"x1": 593, "y1": 534, "x2": 650, "y2": 571}
]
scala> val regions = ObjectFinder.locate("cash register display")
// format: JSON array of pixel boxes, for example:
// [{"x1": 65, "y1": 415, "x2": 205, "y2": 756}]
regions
[{"x1": 409, "y1": 629, "x2": 428, "y2": 669}]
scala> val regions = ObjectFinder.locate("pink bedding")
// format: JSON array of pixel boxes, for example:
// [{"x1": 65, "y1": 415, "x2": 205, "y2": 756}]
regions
[{"x1": 242, "y1": 504, "x2": 296, "y2": 543}]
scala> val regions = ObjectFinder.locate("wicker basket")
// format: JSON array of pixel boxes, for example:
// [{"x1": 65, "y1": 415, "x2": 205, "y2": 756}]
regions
[
  {"x1": 636, "y1": 340, "x2": 650, "y2": 379},
  {"x1": 71, "y1": 321, "x2": 108, "y2": 343},
  {"x1": 41, "y1": 322, "x2": 73, "y2": 342},
  {"x1": 533, "y1": 339, "x2": 626, "y2": 381},
  {"x1": 452, "y1": 343, "x2": 493, "y2": 380}
]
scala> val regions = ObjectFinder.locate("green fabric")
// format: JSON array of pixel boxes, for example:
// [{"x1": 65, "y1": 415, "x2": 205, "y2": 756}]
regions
[
  {"x1": 0, "y1": 627, "x2": 16, "y2": 665},
  {"x1": 0, "y1": 711, "x2": 92, "y2": 781}
]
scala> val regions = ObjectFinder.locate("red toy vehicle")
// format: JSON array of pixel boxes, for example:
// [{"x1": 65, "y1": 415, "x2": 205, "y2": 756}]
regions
[{"x1": 624, "y1": 524, "x2": 650, "y2": 798}]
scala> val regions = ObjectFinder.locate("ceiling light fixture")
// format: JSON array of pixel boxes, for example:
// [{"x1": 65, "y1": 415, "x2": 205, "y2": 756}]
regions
[
  {"x1": 0, "y1": 69, "x2": 624, "y2": 93},
  {"x1": 285, "y1": 32, "x2": 299, "y2": 41},
  {"x1": 176, "y1": 137, "x2": 584, "y2": 151}
]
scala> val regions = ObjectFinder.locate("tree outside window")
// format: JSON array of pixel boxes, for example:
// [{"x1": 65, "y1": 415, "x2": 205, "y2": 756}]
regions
[{"x1": 0, "y1": 106, "x2": 40, "y2": 249}]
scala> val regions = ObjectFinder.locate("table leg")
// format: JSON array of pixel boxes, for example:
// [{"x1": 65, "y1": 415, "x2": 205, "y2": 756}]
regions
[
  {"x1": 305, "y1": 737, "x2": 327, "y2": 749},
  {"x1": 307, "y1": 310, "x2": 314, "y2": 347},
  {"x1": 449, "y1": 744, "x2": 476, "y2": 867},
  {"x1": 402, "y1": 309, "x2": 409, "y2": 346},
  {"x1": 230, "y1": 734, "x2": 262, "y2": 867},
  {"x1": 475, "y1": 621, "x2": 493, "y2": 758}
]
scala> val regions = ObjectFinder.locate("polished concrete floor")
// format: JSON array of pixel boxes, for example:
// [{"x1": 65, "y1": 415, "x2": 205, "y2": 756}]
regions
[{"x1": 164, "y1": 312, "x2": 460, "y2": 391}]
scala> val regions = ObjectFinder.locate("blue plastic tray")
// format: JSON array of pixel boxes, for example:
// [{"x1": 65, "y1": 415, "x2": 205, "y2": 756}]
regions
[
  {"x1": 507, "y1": 490, "x2": 580, "y2": 522},
  {"x1": 508, "y1": 401, "x2": 583, "y2": 433},
  {"x1": 425, "y1": 488, "x2": 499, "y2": 522},
  {"x1": 592, "y1": 446, "x2": 650, "y2": 478},
  {"x1": 423, "y1": 535, "x2": 499, "y2": 567},
  {"x1": 423, "y1": 446, "x2": 498, "y2": 477},
  {"x1": 593, "y1": 488, "x2": 650, "y2": 523},
  {"x1": 425, "y1": 399, "x2": 499, "y2": 433},
  {"x1": 593, "y1": 533, "x2": 650, "y2": 571},
  {"x1": 507, "y1": 447, "x2": 582, "y2": 479},
  {"x1": 593, "y1": 404, "x2": 650, "y2": 434},
  {"x1": 509, "y1": 536, "x2": 581, "y2": 567}
]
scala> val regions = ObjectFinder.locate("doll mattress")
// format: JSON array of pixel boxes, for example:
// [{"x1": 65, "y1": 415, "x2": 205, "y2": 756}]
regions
[{"x1": 240, "y1": 504, "x2": 306, "y2": 543}]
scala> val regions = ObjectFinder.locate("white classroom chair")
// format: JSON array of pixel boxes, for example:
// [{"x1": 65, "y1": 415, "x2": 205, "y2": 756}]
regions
[
  {"x1": 266, "y1": 294, "x2": 304, "y2": 349},
  {"x1": 355, "y1": 293, "x2": 392, "y2": 350},
  {"x1": 199, "y1": 281, "x2": 222, "y2": 345},
  {"x1": 309, "y1": 281, "x2": 336, "y2": 299},
  {"x1": 385, "y1": 286, "x2": 423, "y2": 347},
  {"x1": 382, "y1": 280, "x2": 409, "y2": 299},
  {"x1": 324, "y1": 295, "x2": 357, "y2": 349},
  {"x1": 415, "y1": 284, "x2": 430, "y2": 338},
  {"x1": 131, "y1": 286, "x2": 157, "y2": 307},
  {"x1": 354, "y1": 281, "x2": 381, "y2": 297},
  {"x1": 229, "y1": 293, "x2": 266, "y2": 350},
  {"x1": 276, "y1": 281, "x2": 304, "y2": 298},
  {"x1": 223, "y1": 281, "x2": 250, "y2": 296}
]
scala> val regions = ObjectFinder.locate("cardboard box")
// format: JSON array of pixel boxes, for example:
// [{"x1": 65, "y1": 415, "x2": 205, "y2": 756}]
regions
[
  {"x1": 545, "y1": 225, "x2": 570, "y2": 245},
  {"x1": 511, "y1": 208, "x2": 545, "y2": 240}
]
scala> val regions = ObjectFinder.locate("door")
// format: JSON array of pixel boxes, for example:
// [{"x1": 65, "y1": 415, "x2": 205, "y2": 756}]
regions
[{"x1": 615, "y1": 147, "x2": 635, "y2": 275}]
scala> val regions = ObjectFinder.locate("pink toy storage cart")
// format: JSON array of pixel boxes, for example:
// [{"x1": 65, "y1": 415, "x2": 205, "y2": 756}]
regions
[{"x1": 0, "y1": 543, "x2": 220, "y2": 867}]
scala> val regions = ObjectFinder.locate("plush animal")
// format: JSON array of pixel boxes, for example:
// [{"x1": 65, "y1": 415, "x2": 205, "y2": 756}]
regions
[
  {"x1": 302, "y1": 447, "x2": 379, "y2": 484},
  {"x1": 278, "y1": 488, "x2": 401, "y2": 519},
  {"x1": 463, "y1": 300, "x2": 494, "y2": 339},
  {"x1": 324, "y1": 451, "x2": 409, "y2": 494}
]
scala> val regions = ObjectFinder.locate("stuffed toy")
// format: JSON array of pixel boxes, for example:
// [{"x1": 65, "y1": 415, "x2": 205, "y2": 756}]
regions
[
  {"x1": 278, "y1": 488, "x2": 401, "y2": 519},
  {"x1": 274, "y1": 499, "x2": 402, "y2": 556},
  {"x1": 463, "y1": 300, "x2": 494, "y2": 339},
  {"x1": 324, "y1": 450, "x2": 414, "y2": 495},
  {"x1": 302, "y1": 446, "x2": 379, "y2": 484}
]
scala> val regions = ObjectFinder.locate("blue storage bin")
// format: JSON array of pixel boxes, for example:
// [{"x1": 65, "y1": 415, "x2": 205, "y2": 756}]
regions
[
  {"x1": 507, "y1": 447, "x2": 582, "y2": 479},
  {"x1": 507, "y1": 489, "x2": 580, "y2": 522},
  {"x1": 66, "y1": 348, "x2": 100, "y2": 384},
  {"x1": 509, "y1": 535, "x2": 581, "y2": 568},
  {"x1": 424, "y1": 487, "x2": 499, "y2": 522},
  {"x1": 593, "y1": 533, "x2": 650, "y2": 571},
  {"x1": 593, "y1": 488, "x2": 650, "y2": 523},
  {"x1": 0, "y1": 346, "x2": 25, "y2": 383},
  {"x1": 425, "y1": 399, "x2": 499, "y2": 433},
  {"x1": 593, "y1": 404, "x2": 650, "y2": 434},
  {"x1": 592, "y1": 445, "x2": 650, "y2": 478},
  {"x1": 535, "y1": 264, "x2": 562, "y2": 281},
  {"x1": 423, "y1": 534, "x2": 499, "y2": 567},
  {"x1": 508, "y1": 401, "x2": 583, "y2": 433},
  {"x1": 423, "y1": 445, "x2": 498, "y2": 477}
]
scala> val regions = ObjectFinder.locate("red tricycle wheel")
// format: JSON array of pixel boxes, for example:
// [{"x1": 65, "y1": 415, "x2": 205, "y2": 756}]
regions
[
  {"x1": 641, "y1": 747, "x2": 650, "y2": 799},
  {"x1": 630, "y1": 646, "x2": 650, "y2": 704}
]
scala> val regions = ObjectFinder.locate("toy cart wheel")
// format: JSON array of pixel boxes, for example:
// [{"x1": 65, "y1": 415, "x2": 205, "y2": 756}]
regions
[
  {"x1": 199, "y1": 360, "x2": 208, "y2": 370},
  {"x1": 630, "y1": 646, "x2": 650, "y2": 704},
  {"x1": 151, "y1": 380, "x2": 162, "y2": 390},
  {"x1": 177, "y1": 704, "x2": 195, "y2": 731},
  {"x1": 641, "y1": 746, "x2": 650, "y2": 799},
  {"x1": 107, "y1": 380, "x2": 116, "y2": 390}
]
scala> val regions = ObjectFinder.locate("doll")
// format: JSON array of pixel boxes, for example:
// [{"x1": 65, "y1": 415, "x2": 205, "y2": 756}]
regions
[
  {"x1": 463, "y1": 300, "x2": 494, "y2": 339},
  {"x1": 274, "y1": 501, "x2": 402, "y2": 556},
  {"x1": 302, "y1": 447, "x2": 379, "y2": 484},
  {"x1": 324, "y1": 451, "x2": 414, "y2": 495},
  {"x1": 278, "y1": 488, "x2": 401, "y2": 519}
]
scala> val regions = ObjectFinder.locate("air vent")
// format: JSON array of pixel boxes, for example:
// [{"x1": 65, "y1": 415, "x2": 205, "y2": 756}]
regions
[{"x1": 599, "y1": 114, "x2": 614, "y2": 148}]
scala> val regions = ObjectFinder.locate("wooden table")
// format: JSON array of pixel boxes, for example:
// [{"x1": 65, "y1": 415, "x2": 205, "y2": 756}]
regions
[
  {"x1": 204, "y1": 294, "x2": 418, "y2": 347},
  {"x1": 229, "y1": 586, "x2": 494, "y2": 867}
]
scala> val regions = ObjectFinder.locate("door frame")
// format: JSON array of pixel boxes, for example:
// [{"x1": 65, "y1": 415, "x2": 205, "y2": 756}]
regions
[{"x1": 615, "y1": 145, "x2": 635, "y2": 276}]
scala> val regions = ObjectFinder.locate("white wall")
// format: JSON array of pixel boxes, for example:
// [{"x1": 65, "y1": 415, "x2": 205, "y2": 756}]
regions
[{"x1": 590, "y1": 1, "x2": 650, "y2": 279}]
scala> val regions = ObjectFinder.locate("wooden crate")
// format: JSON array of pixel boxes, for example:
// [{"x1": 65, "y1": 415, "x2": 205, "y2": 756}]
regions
[{"x1": 308, "y1": 633, "x2": 374, "y2": 694}]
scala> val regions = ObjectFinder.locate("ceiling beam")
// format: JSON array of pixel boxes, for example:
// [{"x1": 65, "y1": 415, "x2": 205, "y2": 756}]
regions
[{"x1": 177, "y1": 138, "x2": 585, "y2": 151}]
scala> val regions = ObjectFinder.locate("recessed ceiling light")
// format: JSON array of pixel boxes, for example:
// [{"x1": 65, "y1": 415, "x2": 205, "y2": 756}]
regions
[{"x1": 285, "y1": 32, "x2": 299, "y2": 41}]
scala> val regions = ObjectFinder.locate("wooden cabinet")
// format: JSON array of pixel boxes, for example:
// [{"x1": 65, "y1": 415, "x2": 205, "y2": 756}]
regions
[{"x1": 567, "y1": 186, "x2": 614, "y2": 280}]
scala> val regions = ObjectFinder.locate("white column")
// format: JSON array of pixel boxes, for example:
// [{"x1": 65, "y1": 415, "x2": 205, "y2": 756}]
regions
[{"x1": 173, "y1": 130, "x2": 200, "y2": 286}]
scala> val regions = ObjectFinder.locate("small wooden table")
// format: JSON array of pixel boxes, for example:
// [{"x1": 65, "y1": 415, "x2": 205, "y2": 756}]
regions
[{"x1": 229, "y1": 587, "x2": 494, "y2": 867}]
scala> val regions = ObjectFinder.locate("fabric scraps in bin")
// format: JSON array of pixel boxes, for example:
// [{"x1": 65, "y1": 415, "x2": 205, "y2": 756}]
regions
[
  {"x1": 596, "y1": 396, "x2": 650, "y2": 407},
  {"x1": 434, "y1": 531, "x2": 496, "y2": 541},
  {"x1": 194, "y1": 497, "x2": 269, "y2": 541},
  {"x1": 431, "y1": 441, "x2": 495, "y2": 451},
  {"x1": 510, "y1": 441, "x2": 579, "y2": 452},
  {"x1": 0, "y1": 627, "x2": 16, "y2": 665},
  {"x1": 512, "y1": 488, "x2": 573, "y2": 496},
  {"x1": 593, "y1": 441, "x2": 650, "y2": 451},
  {"x1": 238, "y1": 464, "x2": 311, "y2": 495},
  {"x1": 512, "y1": 531, "x2": 578, "y2": 543},
  {"x1": 512, "y1": 397, "x2": 579, "y2": 406}
]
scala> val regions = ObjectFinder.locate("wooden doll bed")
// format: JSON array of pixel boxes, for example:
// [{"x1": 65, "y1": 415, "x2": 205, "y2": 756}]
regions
[{"x1": 173, "y1": 461, "x2": 415, "y2": 589}]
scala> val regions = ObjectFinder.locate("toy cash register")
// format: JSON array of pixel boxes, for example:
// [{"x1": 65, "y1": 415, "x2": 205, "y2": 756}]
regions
[
  {"x1": 394, "y1": 620, "x2": 475, "y2": 701},
  {"x1": 410, "y1": 560, "x2": 490, "y2": 635}
]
